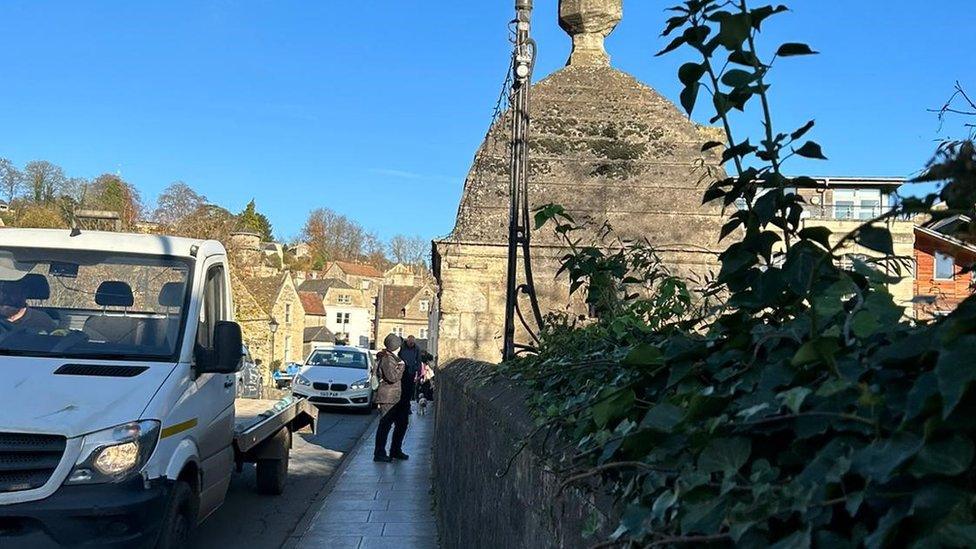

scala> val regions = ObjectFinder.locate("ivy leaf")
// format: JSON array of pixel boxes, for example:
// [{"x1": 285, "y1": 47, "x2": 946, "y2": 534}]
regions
[
  {"x1": 935, "y1": 335, "x2": 976, "y2": 417},
  {"x1": 721, "y1": 69, "x2": 755, "y2": 88},
  {"x1": 680, "y1": 82, "x2": 700, "y2": 115},
  {"x1": 680, "y1": 497, "x2": 727, "y2": 535},
  {"x1": 791, "y1": 337, "x2": 839, "y2": 368},
  {"x1": 776, "y1": 42, "x2": 819, "y2": 57},
  {"x1": 656, "y1": 35, "x2": 687, "y2": 56},
  {"x1": 679, "y1": 62, "x2": 706, "y2": 86},
  {"x1": 908, "y1": 435, "x2": 975, "y2": 477},
  {"x1": 592, "y1": 387, "x2": 635, "y2": 428},
  {"x1": 641, "y1": 403, "x2": 684, "y2": 433},
  {"x1": 701, "y1": 140, "x2": 724, "y2": 153},
  {"x1": 777, "y1": 386, "x2": 812, "y2": 414},
  {"x1": 791, "y1": 119, "x2": 816, "y2": 140},
  {"x1": 856, "y1": 226, "x2": 894, "y2": 255},
  {"x1": 651, "y1": 490, "x2": 677, "y2": 522},
  {"x1": 623, "y1": 344, "x2": 663, "y2": 366},
  {"x1": 698, "y1": 437, "x2": 751, "y2": 474},
  {"x1": 794, "y1": 140, "x2": 828, "y2": 159},
  {"x1": 717, "y1": 13, "x2": 752, "y2": 49},
  {"x1": 798, "y1": 226, "x2": 832, "y2": 250},
  {"x1": 769, "y1": 530, "x2": 811, "y2": 549},
  {"x1": 852, "y1": 432, "x2": 923, "y2": 484}
]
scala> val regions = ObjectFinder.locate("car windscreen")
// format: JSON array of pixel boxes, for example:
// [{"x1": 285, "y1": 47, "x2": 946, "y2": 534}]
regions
[
  {"x1": 0, "y1": 247, "x2": 192, "y2": 361},
  {"x1": 306, "y1": 349, "x2": 368, "y2": 369}
]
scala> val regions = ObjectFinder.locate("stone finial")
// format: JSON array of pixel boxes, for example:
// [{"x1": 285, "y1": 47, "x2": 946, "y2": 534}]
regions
[{"x1": 559, "y1": 0, "x2": 622, "y2": 67}]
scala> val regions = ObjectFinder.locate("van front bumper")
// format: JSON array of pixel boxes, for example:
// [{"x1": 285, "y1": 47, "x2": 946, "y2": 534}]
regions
[{"x1": 0, "y1": 477, "x2": 172, "y2": 548}]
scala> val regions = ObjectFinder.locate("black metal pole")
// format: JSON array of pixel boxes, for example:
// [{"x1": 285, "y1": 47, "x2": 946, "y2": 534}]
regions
[{"x1": 503, "y1": 0, "x2": 534, "y2": 361}]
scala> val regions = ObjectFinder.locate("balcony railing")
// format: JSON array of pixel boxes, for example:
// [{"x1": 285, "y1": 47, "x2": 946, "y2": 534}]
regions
[{"x1": 803, "y1": 204, "x2": 913, "y2": 221}]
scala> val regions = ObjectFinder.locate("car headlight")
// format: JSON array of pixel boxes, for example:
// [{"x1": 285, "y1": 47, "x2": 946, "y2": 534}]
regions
[
  {"x1": 350, "y1": 378, "x2": 370, "y2": 390},
  {"x1": 65, "y1": 420, "x2": 160, "y2": 485},
  {"x1": 294, "y1": 374, "x2": 311, "y2": 387}
]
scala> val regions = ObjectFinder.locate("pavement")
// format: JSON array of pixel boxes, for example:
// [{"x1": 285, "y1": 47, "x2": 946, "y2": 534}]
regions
[
  {"x1": 296, "y1": 404, "x2": 438, "y2": 549},
  {"x1": 190, "y1": 407, "x2": 376, "y2": 549}
]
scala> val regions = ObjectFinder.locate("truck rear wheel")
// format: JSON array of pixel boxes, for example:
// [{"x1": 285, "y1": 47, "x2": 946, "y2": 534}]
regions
[
  {"x1": 256, "y1": 458, "x2": 288, "y2": 495},
  {"x1": 156, "y1": 481, "x2": 195, "y2": 549}
]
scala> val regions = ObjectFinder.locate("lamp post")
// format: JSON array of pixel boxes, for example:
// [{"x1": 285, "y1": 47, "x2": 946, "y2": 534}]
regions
[
  {"x1": 269, "y1": 318, "x2": 279, "y2": 382},
  {"x1": 502, "y1": 0, "x2": 544, "y2": 361}
]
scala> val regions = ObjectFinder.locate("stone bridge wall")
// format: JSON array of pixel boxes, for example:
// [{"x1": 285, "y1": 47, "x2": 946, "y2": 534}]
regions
[{"x1": 433, "y1": 359, "x2": 616, "y2": 549}]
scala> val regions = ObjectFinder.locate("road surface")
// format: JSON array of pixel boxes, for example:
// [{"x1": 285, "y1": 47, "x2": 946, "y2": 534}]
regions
[{"x1": 190, "y1": 406, "x2": 377, "y2": 549}]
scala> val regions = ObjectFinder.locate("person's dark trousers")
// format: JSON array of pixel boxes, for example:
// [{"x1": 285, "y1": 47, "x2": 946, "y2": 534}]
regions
[
  {"x1": 389, "y1": 376, "x2": 415, "y2": 454},
  {"x1": 374, "y1": 408, "x2": 396, "y2": 457}
]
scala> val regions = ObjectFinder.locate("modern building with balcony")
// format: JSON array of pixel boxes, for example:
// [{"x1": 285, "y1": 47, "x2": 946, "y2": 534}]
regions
[{"x1": 798, "y1": 177, "x2": 915, "y2": 310}]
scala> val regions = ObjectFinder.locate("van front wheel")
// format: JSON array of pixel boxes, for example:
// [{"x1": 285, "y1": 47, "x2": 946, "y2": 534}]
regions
[
  {"x1": 156, "y1": 481, "x2": 195, "y2": 549},
  {"x1": 256, "y1": 458, "x2": 288, "y2": 495}
]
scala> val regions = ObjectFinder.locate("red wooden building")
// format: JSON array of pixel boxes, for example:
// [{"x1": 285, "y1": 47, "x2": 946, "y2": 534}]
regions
[{"x1": 913, "y1": 216, "x2": 976, "y2": 319}]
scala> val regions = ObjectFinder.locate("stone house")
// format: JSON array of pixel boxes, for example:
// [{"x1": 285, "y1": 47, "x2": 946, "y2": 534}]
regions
[
  {"x1": 241, "y1": 273, "x2": 306, "y2": 366},
  {"x1": 298, "y1": 278, "x2": 372, "y2": 348},
  {"x1": 298, "y1": 291, "x2": 328, "y2": 327},
  {"x1": 914, "y1": 215, "x2": 976, "y2": 319},
  {"x1": 303, "y1": 325, "x2": 336, "y2": 359},
  {"x1": 384, "y1": 263, "x2": 424, "y2": 287},
  {"x1": 377, "y1": 284, "x2": 435, "y2": 345},
  {"x1": 323, "y1": 261, "x2": 385, "y2": 340},
  {"x1": 230, "y1": 272, "x2": 273, "y2": 378}
]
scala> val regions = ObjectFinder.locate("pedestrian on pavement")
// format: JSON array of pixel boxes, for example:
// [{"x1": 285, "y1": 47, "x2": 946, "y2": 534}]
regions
[
  {"x1": 374, "y1": 333, "x2": 408, "y2": 462},
  {"x1": 398, "y1": 335, "x2": 422, "y2": 402}
]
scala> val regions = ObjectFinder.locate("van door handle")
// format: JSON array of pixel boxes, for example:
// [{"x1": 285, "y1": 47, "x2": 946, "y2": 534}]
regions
[{"x1": 224, "y1": 380, "x2": 235, "y2": 388}]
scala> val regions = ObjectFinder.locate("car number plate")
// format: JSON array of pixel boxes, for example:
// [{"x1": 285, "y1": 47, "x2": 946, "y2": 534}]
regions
[{"x1": 324, "y1": 391, "x2": 340, "y2": 397}]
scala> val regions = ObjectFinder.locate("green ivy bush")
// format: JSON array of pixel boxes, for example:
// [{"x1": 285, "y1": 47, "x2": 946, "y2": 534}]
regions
[{"x1": 500, "y1": 1, "x2": 976, "y2": 547}]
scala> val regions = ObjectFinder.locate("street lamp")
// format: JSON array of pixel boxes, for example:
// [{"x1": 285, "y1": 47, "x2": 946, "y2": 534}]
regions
[{"x1": 269, "y1": 317, "x2": 280, "y2": 370}]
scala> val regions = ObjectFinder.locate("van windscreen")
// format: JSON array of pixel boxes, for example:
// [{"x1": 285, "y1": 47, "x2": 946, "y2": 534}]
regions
[{"x1": 0, "y1": 247, "x2": 192, "y2": 361}]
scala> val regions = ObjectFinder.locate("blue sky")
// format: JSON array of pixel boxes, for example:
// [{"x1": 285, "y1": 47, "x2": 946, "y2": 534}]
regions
[{"x1": 0, "y1": 1, "x2": 971, "y2": 242}]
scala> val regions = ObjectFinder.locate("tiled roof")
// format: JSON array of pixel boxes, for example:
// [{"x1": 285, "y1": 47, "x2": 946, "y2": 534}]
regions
[
  {"x1": 379, "y1": 285, "x2": 423, "y2": 319},
  {"x1": 304, "y1": 325, "x2": 336, "y2": 343},
  {"x1": 241, "y1": 273, "x2": 288, "y2": 314},
  {"x1": 298, "y1": 277, "x2": 352, "y2": 295},
  {"x1": 331, "y1": 261, "x2": 384, "y2": 278},
  {"x1": 298, "y1": 291, "x2": 326, "y2": 316}
]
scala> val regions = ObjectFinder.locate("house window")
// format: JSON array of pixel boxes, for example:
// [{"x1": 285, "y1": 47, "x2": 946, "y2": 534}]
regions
[
  {"x1": 337, "y1": 294, "x2": 352, "y2": 305},
  {"x1": 361, "y1": 280, "x2": 371, "y2": 290},
  {"x1": 419, "y1": 328, "x2": 428, "y2": 339},
  {"x1": 419, "y1": 299, "x2": 430, "y2": 312},
  {"x1": 336, "y1": 312, "x2": 350, "y2": 324},
  {"x1": 935, "y1": 251, "x2": 955, "y2": 280},
  {"x1": 285, "y1": 303, "x2": 292, "y2": 324},
  {"x1": 284, "y1": 335, "x2": 292, "y2": 363},
  {"x1": 393, "y1": 326, "x2": 404, "y2": 337}
]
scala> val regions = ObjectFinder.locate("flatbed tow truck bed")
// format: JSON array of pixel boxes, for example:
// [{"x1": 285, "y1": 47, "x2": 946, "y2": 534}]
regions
[{"x1": 232, "y1": 396, "x2": 317, "y2": 494}]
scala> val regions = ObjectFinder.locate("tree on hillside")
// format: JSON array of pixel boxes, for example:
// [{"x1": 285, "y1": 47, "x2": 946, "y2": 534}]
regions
[
  {"x1": 363, "y1": 232, "x2": 391, "y2": 269},
  {"x1": 12, "y1": 203, "x2": 67, "y2": 229},
  {"x1": 178, "y1": 204, "x2": 237, "y2": 242},
  {"x1": 87, "y1": 174, "x2": 143, "y2": 228},
  {"x1": 153, "y1": 182, "x2": 208, "y2": 228},
  {"x1": 24, "y1": 160, "x2": 66, "y2": 203},
  {"x1": 389, "y1": 234, "x2": 429, "y2": 270},
  {"x1": 0, "y1": 158, "x2": 22, "y2": 203},
  {"x1": 301, "y1": 207, "x2": 370, "y2": 264},
  {"x1": 237, "y1": 199, "x2": 273, "y2": 241}
]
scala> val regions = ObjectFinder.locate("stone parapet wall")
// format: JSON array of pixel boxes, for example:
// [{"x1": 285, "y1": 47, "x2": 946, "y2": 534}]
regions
[{"x1": 434, "y1": 359, "x2": 616, "y2": 549}]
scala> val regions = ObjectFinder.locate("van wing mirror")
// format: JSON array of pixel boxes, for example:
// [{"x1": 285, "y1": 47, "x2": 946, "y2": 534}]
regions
[{"x1": 199, "y1": 321, "x2": 244, "y2": 374}]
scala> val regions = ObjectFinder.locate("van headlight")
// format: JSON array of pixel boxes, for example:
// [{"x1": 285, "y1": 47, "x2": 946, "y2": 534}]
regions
[
  {"x1": 65, "y1": 420, "x2": 160, "y2": 485},
  {"x1": 350, "y1": 378, "x2": 370, "y2": 390},
  {"x1": 294, "y1": 375, "x2": 311, "y2": 387}
]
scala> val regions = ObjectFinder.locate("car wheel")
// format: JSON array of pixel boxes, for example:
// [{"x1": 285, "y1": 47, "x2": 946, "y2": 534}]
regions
[{"x1": 155, "y1": 481, "x2": 195, "y2": 549}]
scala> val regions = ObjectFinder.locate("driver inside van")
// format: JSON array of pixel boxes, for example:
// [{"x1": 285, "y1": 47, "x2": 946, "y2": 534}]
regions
[{"x1": 0, "y1": 280, "x2": 57, "y2": 333}]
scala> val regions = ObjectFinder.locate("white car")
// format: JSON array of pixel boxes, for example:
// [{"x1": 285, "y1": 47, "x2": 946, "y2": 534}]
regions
[{"x1": 292, "y1": 346, "x2": 375, "y2": 410}]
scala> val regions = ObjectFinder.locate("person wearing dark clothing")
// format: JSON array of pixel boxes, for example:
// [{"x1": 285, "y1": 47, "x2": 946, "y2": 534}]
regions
[
  {"x1": 374, "y1": 333, "x2": 410, "y2": 462},
  {"x1": 0, "y1": 280, "x2": 56, "y2": 333}
]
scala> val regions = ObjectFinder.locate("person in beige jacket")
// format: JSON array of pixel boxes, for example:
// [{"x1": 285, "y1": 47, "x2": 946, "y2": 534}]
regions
[{"x1": 374, "y1": 333, "x2": 407, "y2": 462}]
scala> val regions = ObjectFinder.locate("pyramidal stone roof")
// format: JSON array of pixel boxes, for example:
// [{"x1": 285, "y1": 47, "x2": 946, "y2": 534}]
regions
[{"x1": 447, "y1": 0, "x2": 726, "y2": 255}]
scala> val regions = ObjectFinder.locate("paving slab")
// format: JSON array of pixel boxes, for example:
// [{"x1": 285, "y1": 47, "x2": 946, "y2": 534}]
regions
[{"x1": 297, "y1": 405, "x2": 438, "y2": 549}]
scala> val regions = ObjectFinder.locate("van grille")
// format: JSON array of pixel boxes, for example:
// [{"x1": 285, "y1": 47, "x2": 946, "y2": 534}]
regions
[{"x1": 0, "y1": 433, "x2": 67, "y2": 493}]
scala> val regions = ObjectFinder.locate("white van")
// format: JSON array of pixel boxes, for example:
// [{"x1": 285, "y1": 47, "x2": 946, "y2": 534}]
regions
[{"x1": 0, "y1": 229, "x2": 314, "y2": 548}]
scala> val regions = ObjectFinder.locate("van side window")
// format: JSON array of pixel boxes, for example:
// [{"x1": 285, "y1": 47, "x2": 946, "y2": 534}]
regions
[{"x1": 197, "y1": 265, "x2": 227, "y2": 351}]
